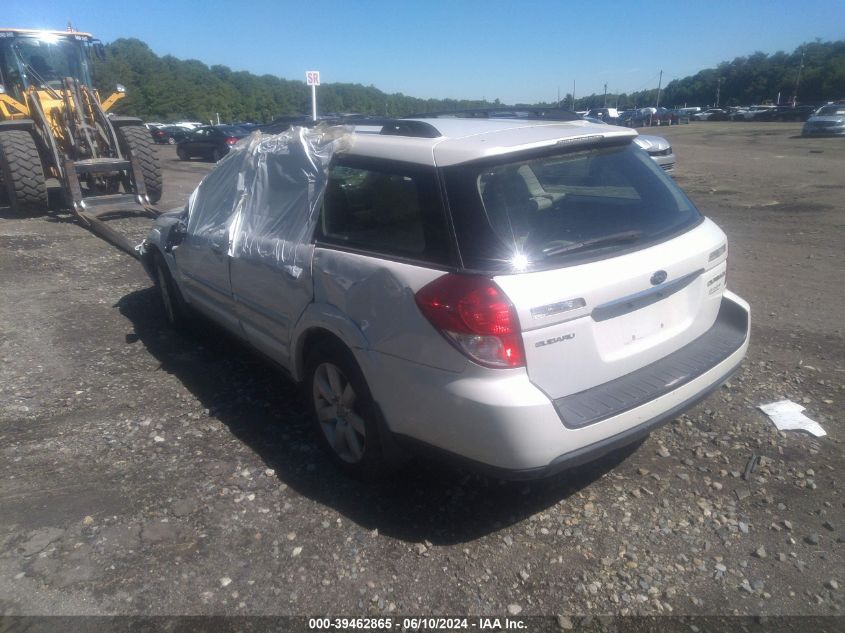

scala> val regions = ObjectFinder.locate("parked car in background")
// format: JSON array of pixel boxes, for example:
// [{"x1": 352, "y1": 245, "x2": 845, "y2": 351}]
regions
[
  {"x1": 652, "y1": 107, "x2": 678, "y2": 125},
  {"x1": 173, "y1": 121, "x2": 204, "y2": 130},
  {"x1": 176, "y1": 125, "x2": 250, "y2": 162},
  {"x1": 586, "y1": 107, "x2": 620, "y2": 124},
  {"x1": 692, "y1": 109, "x2": 730, "y2": 121},
  {"x1": 150, "y1": 125, "x2": 192, "y2": 145},
  {"x1": 669, "y1": 110, "x2": 692, "y2": 124},
  {"x1": 585, "y1": 116, "x2": 675, "y2": 172},
  {"x1": 619, "y1": 109, "x2": 651, "y2": 127},
  {"x1": 675, "y1": 107, "x2": 701, "y2": 116},
  {"x1": 752, "y1": 105, "x2": 817, "y2": 122},
  {"x1": 731, "y1": 105, "x2": 777, "y2": 121},
  {"x1": 802, "y1": 103, "x2": 845, "y2": 136},
  {"x1": 143, "y1": 118, "x2": 748, "y2": 479},
  {"x1": 633, "y1": 135, "x2": 675, "y2": 172}
]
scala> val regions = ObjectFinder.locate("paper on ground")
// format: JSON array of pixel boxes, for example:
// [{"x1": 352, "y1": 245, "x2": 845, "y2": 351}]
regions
[{"x1": 759, "y1": 399, "x2": 827, "y2": 437}]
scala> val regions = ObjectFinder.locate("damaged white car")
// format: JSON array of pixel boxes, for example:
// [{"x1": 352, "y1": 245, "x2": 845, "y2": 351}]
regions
[{"x1": 141, "y1": 118, "x2": 749, "y2": 480}]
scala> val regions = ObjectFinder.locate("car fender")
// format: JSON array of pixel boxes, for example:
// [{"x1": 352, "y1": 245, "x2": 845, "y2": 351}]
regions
[
  {"x1": 141, "y1": 211, "x2": 188, "y2": 285},
  {"x1": 289, "y1": 302, "x2": 374, "y2": 383}
]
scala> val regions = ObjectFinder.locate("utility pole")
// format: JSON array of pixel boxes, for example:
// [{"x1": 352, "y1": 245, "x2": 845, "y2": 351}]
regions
[
  {"x1": 792, "y1": 47, "x2": 805, "y2": 107},
  {"x1": 572, "y1": 79, "x2": 576, "y2": 111},
  {"x1": 557, "y1": 86, "x2": 560, "y2": 107},
  {"x1": 603, "y1": 83, "x2": 607, "y2": 107},
  {"x1": 655, "y1": 70, "x2": 663, "y2": 108},
  {"x1": 716, "y1": 77, "x2": 721, "y2": 108}
]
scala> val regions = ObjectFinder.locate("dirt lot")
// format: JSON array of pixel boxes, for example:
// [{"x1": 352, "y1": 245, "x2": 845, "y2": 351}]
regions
[{"x1": 0, "y1": 122, "x2": 843, "y2": 618}]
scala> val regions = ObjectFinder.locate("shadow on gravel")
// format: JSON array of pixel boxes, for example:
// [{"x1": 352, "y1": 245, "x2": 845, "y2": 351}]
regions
[{"x1": 117, "y1": 287, "x2": 637, "y2": 545}]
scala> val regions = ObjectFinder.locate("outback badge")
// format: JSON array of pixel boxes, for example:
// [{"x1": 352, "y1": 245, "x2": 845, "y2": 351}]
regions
[{"x1": 535, "y1": 333, "x2": 575, "y2": 348}]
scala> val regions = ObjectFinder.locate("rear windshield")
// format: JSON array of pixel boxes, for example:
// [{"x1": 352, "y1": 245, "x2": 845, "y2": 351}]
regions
[
  {"x1": 442, "y1": 142, "x2": 701, "y2": 273},
  {"x1": 816, "y1": 105, "x2": 845, "y2": 116}
]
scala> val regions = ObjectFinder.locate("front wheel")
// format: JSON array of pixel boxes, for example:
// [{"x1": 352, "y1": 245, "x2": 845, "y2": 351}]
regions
[
  {"x1": 115, "y1": 125, "x2": 163, "y2": 203},
  {"x1": 211, "y1": 147, "x2": 223, "y2": 162},
  {"x1": 305, "y1": 341, "x2": 385, "y2": 480},
  {"x1": 153, "y1": 252, "x2": 190, "y2": 328},
  {"x1": 0, "y1": 129, "x2": 48, "y2": 214},
  {"x1": 177, "y1": 146, "x2": 190, "y2": 161}
]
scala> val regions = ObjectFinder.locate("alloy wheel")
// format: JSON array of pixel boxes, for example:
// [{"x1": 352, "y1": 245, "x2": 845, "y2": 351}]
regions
[{"x1": 312, "y1": 362, "x2": 367, "y2": 463}]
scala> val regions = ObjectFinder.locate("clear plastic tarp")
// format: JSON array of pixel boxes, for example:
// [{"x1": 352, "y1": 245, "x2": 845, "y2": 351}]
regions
[{"x1": 185, "y1": 125, "x2": 352, "y2": 276}]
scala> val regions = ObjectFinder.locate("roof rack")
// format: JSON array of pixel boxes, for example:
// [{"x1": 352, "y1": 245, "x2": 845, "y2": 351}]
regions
[
  {"x1": 405, "y1": 107, "x2": 581, "y2": 122},
  {"x1": 375, "y1": 119, "x2": 441, "y2": 138},
  {"x1": 259, "y1": 115, "x2": 442, "y2": 138}
]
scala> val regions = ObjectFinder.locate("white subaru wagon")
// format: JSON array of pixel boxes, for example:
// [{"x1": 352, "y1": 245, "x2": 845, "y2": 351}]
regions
[{"x1": 141, "y1": 118, "x2": 750, "y2": 480}]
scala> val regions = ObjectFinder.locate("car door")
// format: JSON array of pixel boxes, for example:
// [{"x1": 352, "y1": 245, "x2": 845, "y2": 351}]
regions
[
  {"x1": 228, "y1": 150, "x2": 318, "y2": 368},
  {"x1": 172, "y1": 156, "x2": 243, "y2": 332},
  {"x1": 182, "y1": 128, "x2": 204, "y2": 157},
  {"x1": 204, "y1": 128, "x2": 224, "y2": 159}
]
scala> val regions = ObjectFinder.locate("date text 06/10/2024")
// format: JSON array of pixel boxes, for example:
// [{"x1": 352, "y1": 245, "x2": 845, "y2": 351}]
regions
[{"x1": 308, "y1": 617, "x2": 527, "y2": 630}]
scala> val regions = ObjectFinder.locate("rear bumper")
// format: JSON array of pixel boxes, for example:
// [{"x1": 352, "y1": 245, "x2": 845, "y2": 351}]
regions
[
  {"x1": 553, "y1": 295, "x2": 747, "y2": 429},
  {"x1": 369, "y1": 291, "x2": 750, "y2": 479}
]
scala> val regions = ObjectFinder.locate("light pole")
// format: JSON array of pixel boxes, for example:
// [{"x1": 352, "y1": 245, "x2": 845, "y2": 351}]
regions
[{"x1": 655, "y1": 70, "x2": 663, "y2": 108}]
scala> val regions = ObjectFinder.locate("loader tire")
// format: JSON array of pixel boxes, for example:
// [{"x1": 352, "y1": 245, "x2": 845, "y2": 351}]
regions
[
  {"x1": 0, "y1": 130, "x2": 48, "y2": 215},
  {"x1": 116, "y1": 124, "x2": 162, "y2": 204}
]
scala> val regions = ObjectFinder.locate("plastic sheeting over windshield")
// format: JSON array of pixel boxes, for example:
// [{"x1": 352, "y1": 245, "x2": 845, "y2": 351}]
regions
[{"x1": 184, "y1": 124, "x2": 352, "y2": 276}]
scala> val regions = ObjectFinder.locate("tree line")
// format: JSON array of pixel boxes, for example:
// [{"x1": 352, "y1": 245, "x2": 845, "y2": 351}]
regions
[
  {"x1": 566, "y1": 40, "x2": 845, "y2": 111},
  {"x1": 94, "y1": 38, "x2": 845, "y2": 123},
  {"x1": 93, "y1": 38, "x2": 496, "y2": 123}
]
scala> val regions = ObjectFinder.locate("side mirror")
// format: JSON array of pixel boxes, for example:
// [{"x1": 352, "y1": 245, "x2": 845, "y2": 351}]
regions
[
  {"x1": 164, "y1": 220, "x2": 187, "y2": 253},
  {"x1": 93, "y1": 42, "x2": 106, "y2": 62}
]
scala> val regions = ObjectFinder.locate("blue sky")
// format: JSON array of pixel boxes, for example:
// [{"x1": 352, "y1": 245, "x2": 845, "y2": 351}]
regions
[{"x1": 6, "y1": 0, "x2": 844, "y2": 103}]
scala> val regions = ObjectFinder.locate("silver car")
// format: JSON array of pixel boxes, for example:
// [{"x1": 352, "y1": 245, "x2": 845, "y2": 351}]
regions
[
  {"x1": 584, "y1": 116, "x2": 675, "y2": 172},
  {"x1": 141, "y1": 119, "x2": 749, "y2": 480},
  {"x1": 802, "y1": 104, "x2": 845, "y2": 136}
]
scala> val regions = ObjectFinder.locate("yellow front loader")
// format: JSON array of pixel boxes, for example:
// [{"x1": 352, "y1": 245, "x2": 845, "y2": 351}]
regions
[{"x1": 0, "y1": 28, "x2": 161, "y2": 252}]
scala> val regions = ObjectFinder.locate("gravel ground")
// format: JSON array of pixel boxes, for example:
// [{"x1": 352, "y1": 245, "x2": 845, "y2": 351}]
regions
[{"x1": 0, "y1": 123, "x2": 842, "y2": 618}]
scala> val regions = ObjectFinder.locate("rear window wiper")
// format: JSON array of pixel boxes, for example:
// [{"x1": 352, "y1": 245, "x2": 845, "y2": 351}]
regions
[{"x1": 539, "y1": 230, "x2": 643, "y2": 258}]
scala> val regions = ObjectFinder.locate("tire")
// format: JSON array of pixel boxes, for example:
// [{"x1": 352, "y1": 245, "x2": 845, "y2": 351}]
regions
[
  {"x1": 153, "y1": 251, "x2": 190, "y2": 328},
  {"x1": 115, "y1": 124, "x2": 163, "y2": 203},
  {"x1": 177, "y1": 147, "x2": 190, "y2": 161},
  {"x1": 167, "y1": 137, "x2": 176, "y2": 145},
  {"x1": 211, "y1": 147, "x2": 223, "y2": 163},
  {"x1": 0, "y1": 130, "x2": 48, "y2": 214},
  {"x1": 305, "y1": 340, "x2": 386, "y2": 480}
]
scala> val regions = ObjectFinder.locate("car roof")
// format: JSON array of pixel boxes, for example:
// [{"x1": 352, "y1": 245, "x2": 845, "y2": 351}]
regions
[{"x1": 345, "y1": 118, "x2": 636, "y2": 167}]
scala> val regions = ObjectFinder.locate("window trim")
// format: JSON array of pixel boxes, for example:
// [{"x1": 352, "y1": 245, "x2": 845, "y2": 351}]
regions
[
  {"x1": 440, "y1": 142, "x2": 704, "y2": 275},
  {"x1": 313, "y1": 154, "x2": 459, "y2": 268}
]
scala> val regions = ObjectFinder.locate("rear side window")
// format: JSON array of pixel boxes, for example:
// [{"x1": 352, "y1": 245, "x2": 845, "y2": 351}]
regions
[
  {"x1": 443, "y1": 142, "x2": 701, "y2": 273},
  {"x1": 317, "y1": 160, "x2": 452, "y2": 265}
]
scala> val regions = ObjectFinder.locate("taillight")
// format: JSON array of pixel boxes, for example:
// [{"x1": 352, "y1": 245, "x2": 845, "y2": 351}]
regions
[
  {"x1": 225, "y1": 137, "x2": 239, "y2": 145},
  {"x1": 415, "y1": 274, "x2": 525, "y2": 368}
]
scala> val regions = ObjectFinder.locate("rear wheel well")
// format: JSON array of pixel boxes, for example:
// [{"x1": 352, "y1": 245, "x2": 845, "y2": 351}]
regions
[{"x1": 297, "y1": 328, "x2": 350, "y2": 383}]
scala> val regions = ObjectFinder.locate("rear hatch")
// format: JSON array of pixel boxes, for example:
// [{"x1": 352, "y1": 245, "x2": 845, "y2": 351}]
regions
[{"x1": 441, "y1": 138, "x2": 728, "y2": 401}]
